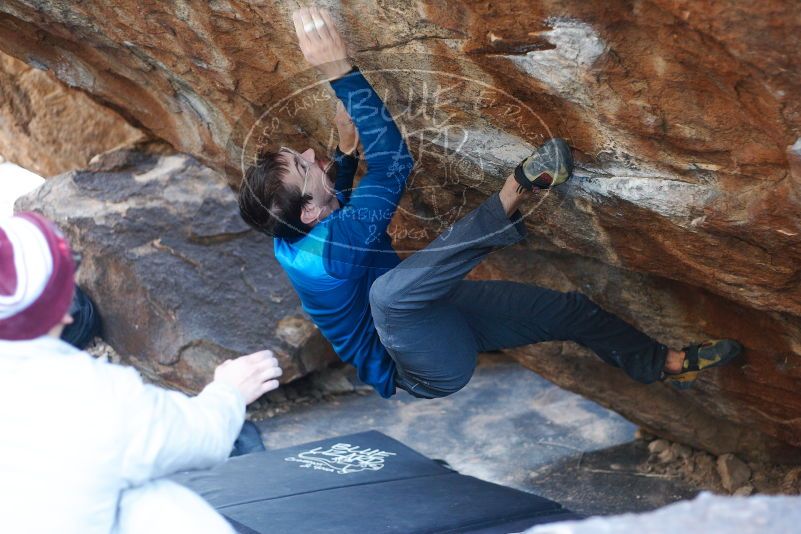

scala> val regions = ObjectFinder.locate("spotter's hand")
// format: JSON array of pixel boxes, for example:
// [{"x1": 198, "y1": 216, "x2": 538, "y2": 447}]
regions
[
  {"x1": 292, "y1": 7, "x2": 352, "y2": 80},
  {"x1": 213, "y1": 350, "x2": 282, "y2": 404}
]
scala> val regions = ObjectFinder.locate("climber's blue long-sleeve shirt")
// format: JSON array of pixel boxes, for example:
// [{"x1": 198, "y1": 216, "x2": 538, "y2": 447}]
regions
[{"x1": 274, "y1": 69, "x2": 413, "y2": 398}]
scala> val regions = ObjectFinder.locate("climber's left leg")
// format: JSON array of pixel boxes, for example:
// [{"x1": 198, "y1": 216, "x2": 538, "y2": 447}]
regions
[
  {"x1": 445, "y1": 280, "x2": 669, "y2": 383},
  {"x1": 446, "y1": 280, "x2": 742, "y2": 386}
]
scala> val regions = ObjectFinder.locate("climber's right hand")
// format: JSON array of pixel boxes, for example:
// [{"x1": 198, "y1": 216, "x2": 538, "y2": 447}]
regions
[{"x1": 292, "y1": 7, "x2": 352, "y2": 80}]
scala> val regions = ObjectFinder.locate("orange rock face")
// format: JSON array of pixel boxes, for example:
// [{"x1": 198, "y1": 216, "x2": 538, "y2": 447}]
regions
[
  {"x1": 0, "y1": 1, "x2": 798, "y2": 460},
  {"x1": 0, "y1": 51, "x2": 141, "y2": 176}
]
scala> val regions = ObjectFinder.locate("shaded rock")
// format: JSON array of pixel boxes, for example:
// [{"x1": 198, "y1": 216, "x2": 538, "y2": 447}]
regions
[
  {"x1": 274, "y1": 316, "x2": 337, "y2": 382},
  {"x1": 0, "y1": 51, "x2": 142, "y2": 176},
  {"x1": 264, "y1": 388, "x2": 288, "y2": 405},
  {"x1": 657, "y1": 447, "x2": 677, "y2": 464},
  {"x1": 717, "y1": 453, "x2": 752, "y2": 493},
  {"x1": 85, "y1": 337, "x2": 121, "y2": 365},
  {"x1": 690, "y1": 452, "x2": 721, "y2": 489},
  {"x1": 1, "y1": 1, "x2": 800, "y2": 461},
  {"x1": 471, "y1": 243, "x2": 801, "y2": 462},
  {"x1": 526, "y1": 492, "x2": 801, "y2": 534},
  {"x1": 648, "y1": 439, "x2": 670, "y2": 455},
  {"x1": 781, "y1": 467, "x2": 801, "y2": 494},
  {"x1": 671, "y1": 443, "x2": 693, "y2": 461},
  {"x1": 733, "y1": 485, "x2": 754, "y2": 497},
  {"x1": 16, "y1": 144, "x2": 336, "y2": 393},
  {"x1": 637, "y1": 434, "x2": 743, "y2": 493},
  {"x1": 310, "y1": 367, "x2": 357, "y2": 396}
]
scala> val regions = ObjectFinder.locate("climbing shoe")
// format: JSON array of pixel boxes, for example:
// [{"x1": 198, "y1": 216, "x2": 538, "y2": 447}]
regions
[
  {"x1": 662, "y1": 339, "x2": 742, "y2": 390},
  {"x1": 514, "y1": 138, "x2": 573, "y2": 192}
]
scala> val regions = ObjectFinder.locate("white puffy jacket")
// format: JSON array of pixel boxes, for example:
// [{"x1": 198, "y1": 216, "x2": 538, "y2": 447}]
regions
[{"x1": 0, "y1": 336, "x2": 245, "y2": 534}]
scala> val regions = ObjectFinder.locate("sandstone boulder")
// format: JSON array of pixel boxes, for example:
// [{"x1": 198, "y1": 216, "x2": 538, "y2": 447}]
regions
[
  {"x1": 717, "y1": 453, "x2": 751, "y2": 493},
  {"x1": 0, "y1": 50, "x2": 141, "y2": 176},
  {"x1": 466, "y1": 243, "x2": 801, "y2": 461},
  {"x1": 16, "y1": 143, "x2": 336, "y2": 393},
  {"x1": 1, "y1": 1, "x2": 799, "y2": 460}
]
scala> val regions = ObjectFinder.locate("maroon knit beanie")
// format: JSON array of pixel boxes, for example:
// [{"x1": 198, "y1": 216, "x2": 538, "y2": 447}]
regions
[{"x1": 0, "y1": 212, "x2": 75, "y2": 340}]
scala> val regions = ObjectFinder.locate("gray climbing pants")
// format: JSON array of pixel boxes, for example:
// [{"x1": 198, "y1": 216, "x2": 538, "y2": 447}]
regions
[{"x1": 369, "y1": 193, "x2": 668, "y2": 399}]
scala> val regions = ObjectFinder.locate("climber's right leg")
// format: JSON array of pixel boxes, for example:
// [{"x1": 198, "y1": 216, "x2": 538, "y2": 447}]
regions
[{"x1": 369, "y1": 192, "x2": 526, "y2": 398}]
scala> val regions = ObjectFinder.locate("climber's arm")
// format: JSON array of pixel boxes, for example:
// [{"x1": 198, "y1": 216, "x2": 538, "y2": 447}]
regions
[
  {"x1": 333, "y1": 100, "x2": 359, "y2": 205},
  {"x1": 293, "y1": 7, "x2": 413, "y2": 278},
  {"x1": 292, "y1": 7, "x2": 352, "y2": 81}
]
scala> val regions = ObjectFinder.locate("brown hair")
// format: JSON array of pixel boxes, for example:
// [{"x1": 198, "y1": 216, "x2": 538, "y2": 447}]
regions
[{"x1": 238, "y1": 148, "x2": 312, "y2": 239}]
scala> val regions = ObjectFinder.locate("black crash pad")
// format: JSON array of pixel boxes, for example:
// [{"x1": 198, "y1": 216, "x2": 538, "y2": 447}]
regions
[{"x1": 173, "y1": 430, "x2": 580, "y2": 534}]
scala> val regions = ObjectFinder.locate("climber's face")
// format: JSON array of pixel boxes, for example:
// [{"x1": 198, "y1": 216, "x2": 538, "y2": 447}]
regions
[{"x1": 278, "y1": 147, "x2": 339, "y2": 227}]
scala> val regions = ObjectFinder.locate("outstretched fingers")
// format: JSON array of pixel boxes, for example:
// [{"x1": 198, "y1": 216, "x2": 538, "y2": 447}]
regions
[
  {"x1": 248, "y1": 350, "x2": 282, "y2": 398},
  {"x1": 319, "y1": 9, "x2": 343, "y2": 46},
  {"x1": 309, "y1": 7, "x2": 332, "y2": 41},
  {"x1": 242, "y1": 349, "x2": 274, "y2": 364},
  {"x1": 298, "y1": 8, "x2": 322, "y2": 42},
  {"x1": 260, "y1": 362, "x2": 283, "y2": 382},
  {"x1": 290, "y1": 7, "x2": 351, "y2": 79}
]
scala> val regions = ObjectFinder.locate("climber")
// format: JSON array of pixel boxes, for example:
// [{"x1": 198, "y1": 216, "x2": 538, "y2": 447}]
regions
[
  {"x1": 238, "y1": 7, "x2": 742, "y2": 400},
  {"x1": 0, "y1": 212, "x2": 282, "y2": 534}
]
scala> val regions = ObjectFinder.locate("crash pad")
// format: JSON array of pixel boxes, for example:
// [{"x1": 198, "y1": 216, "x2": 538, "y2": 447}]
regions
[{"x1": 173, "y1": 430, "x2": 580, "y2": 534}]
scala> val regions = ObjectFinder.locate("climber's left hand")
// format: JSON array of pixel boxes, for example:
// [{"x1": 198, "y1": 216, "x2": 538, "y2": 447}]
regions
[{"x1": 292, "y1": 7, "x2": 352, "y2": 80}]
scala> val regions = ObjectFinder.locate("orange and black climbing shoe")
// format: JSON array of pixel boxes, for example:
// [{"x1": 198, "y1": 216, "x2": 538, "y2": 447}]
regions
[
  {"x1": 514, "y1": 138, "x2": 573, "y2": 192},
  {"x1": 662, "y1": 339, "x2": 742, "y2": 389}
]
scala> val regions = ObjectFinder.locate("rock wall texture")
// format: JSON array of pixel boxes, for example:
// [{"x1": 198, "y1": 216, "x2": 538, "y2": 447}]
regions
[
  {"x1": 0, "y1": 50, "x2": 141, "y2": 176},
  {"x1": 1, "y1": 1, "x2": 799, "y2": 460},
  {"x1": 17, "y1": 144, "x2": 336, "y2": 393}
]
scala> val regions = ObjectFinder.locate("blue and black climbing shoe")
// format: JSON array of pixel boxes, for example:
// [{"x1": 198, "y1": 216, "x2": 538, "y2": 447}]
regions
[
  {"x1": 514, "y1": 138, "x2": 573, "y2": 192},
  {"x1": 662, "y1": 339, "x2": 742, "y2": 390}
]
